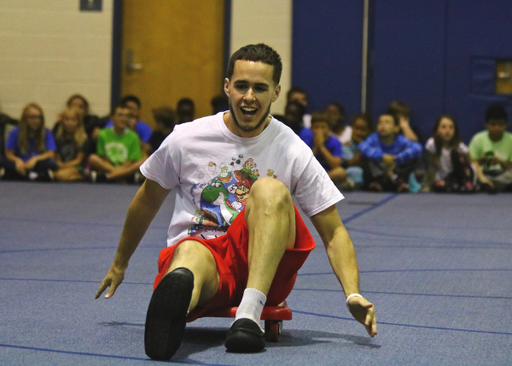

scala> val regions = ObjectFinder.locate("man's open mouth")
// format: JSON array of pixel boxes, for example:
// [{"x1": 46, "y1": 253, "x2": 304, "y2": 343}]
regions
[{"x1": 241, "y1": 106, "x2": 257, "y2": 116}]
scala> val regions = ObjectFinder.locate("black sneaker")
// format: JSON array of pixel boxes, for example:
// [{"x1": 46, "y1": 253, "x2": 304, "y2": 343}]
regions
[
  {"x1": 144, "y1": 267, "x2": 194, "y2": 360},
  {"x1": 225, "y1": 318, "x2": 265, "y2": 353}
]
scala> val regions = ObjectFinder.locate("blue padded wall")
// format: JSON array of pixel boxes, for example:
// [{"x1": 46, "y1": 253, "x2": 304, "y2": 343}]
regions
[
  {"x1": 292, "y1": 0, "x2": 512, "y2": 144},
  {"x1": 292, "y1": 0, "x2": 364, "y2": 119},
  {"x1": 371, "y1": 0, "x2": 447, "y2": 143},
  {"x1": 445, "y1": 0, "x2": 512, "y2": 143}
]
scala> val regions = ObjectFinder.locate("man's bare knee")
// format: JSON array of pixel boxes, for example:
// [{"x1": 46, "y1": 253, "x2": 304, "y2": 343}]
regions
[
  {"x1": 169, "y1": 240, "x2": 213, "y2": 270},
  {"x1": 168, "y1": 240, "x2": 219, "y2": 309},
  {"x1": 248, "y1": 177, "x2": 292, "y2": 209}
]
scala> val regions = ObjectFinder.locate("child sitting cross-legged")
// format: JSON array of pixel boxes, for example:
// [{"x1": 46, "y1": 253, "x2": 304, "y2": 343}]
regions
[
  {"x1": 424, "y1": 115, "x2": 475, "y2": 193},
  {"x1": 359, "y1": 113, "x2": 423, "y2": 192},
  {"x1": 86, "y1": 103, "x2": 144, "y2": 183}
]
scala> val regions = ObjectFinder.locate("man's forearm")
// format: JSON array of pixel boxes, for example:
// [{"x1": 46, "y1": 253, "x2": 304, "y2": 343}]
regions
[
  {"x1": 112, "y1": 182, "x2": 169, "y2": 268},
  {"x1": 325, "y1": 225, "x2": 360, "y2": 296},
  {"x1": 311, "y1": 206, "x2": 360, "y2": 297}
]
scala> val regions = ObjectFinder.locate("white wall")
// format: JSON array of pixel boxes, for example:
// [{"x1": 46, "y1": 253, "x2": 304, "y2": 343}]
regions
[
  {"x1": 230, "y1": 0, "x2": 292, "y2": 115},
  {"x1": 0, "y1": 0, "x2": 113, "y2": 126}
]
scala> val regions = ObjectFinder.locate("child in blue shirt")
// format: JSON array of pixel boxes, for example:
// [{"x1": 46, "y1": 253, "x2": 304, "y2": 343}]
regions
[
  {"x1": 4, "y1": 103, "x2": 57, "y2": 181},
  {"x1": 359, "y1": 113, "x2": 422, "y2": 192},
  {"x1": 310, "y1": 112, "x2": 351, "y2": 189}
]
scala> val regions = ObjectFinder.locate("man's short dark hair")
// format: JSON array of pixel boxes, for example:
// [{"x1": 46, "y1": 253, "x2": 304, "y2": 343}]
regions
[
  {"x1": 120, "y1": 95, "x2": 142, "y2": 109},
  {"x1": 226, "y1": 43, "x2": 282, "y2": 85},
  {"x1": 485, "y1": 104, "x2": 508, "y2": 123}
]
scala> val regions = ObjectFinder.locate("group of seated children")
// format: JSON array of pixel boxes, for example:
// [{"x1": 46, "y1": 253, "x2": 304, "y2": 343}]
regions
[
  {"x1": 0, "y1": 94, "x2": 177, "y2": 183},
  {"x1": 282, "y1": 87, "x2": 512, "y2": 193},
  {"x1": 1, "y1": 90, "x2": 511, "y2": 193}
]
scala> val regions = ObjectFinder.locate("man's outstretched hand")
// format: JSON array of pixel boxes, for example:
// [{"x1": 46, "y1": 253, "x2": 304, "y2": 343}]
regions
[
  {"x1": 95, "y1": 265, "x2": 126, "y2": 299},
  {"x1": 347, "y1": 295, "x2": 377, "y2": 337}
]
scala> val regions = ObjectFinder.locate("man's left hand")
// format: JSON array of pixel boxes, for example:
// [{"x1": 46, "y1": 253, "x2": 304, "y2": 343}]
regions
[{"x1": 347, "y1": 295, "x2": 377, "y2": 337}]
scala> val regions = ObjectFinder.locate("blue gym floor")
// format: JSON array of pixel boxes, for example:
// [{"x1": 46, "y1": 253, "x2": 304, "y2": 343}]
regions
[{"x1": 1, "y1": 182, "x2": 511, "y2": 365}]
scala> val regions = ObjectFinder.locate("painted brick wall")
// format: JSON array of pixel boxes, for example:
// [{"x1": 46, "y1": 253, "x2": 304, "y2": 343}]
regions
[{"x1": 0, "y1": 0, "x2": 113, "y2": 126}]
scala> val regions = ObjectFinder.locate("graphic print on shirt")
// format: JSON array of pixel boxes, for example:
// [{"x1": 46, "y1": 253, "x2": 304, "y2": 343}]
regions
[
  {"x1": 105, "y1": 142, "x2": 128, "y2": 165},
  {"x1": 188, "y1": 155, "x2": 277, "y2": 236}
]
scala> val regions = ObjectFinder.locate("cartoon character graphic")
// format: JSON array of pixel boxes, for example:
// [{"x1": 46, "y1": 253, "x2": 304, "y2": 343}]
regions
[
  {"x1": 233, "y1": 179, "x2": 251, "y2": 206},
  {"x1": 200, "y1": 179, "x2": 239, "y2": 227},
  {"x1": 189, "y1": 156, "x2": 275, "y2": 236},
  {"x1": 217, "y1": 163, "x2": 231, "y2": 183}
]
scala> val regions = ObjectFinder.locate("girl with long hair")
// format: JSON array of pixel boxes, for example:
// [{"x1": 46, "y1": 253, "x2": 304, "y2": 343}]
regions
[
  {"x1": 53, "y1": 107, "x2": 91, "y2": 181},
  {"x1": 424, "y1": 115, "x2": 475, "y2": 192},
  {"x1": 4, "y1": 103, "x2": 57, "y2": 180}
]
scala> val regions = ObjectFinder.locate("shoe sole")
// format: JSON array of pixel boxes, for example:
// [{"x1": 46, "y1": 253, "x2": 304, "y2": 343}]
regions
[{"x1": 144, "y1": 267, "x2": 194, "y2": 360}]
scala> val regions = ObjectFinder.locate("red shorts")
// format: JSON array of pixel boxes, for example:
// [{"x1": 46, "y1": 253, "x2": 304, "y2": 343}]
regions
[{"x1": 154, "y1": 205, "x2": 315, "y2": 321}]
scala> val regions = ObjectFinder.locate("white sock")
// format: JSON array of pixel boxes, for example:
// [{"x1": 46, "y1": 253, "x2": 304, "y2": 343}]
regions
[{"x1": 235, "y1": 288, "x2": 266, "y2": 327}]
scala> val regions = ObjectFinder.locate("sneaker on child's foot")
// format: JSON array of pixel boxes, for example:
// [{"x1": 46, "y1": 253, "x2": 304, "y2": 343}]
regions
[{"x1": 144, "y1": 267, "x2": 194, "y2": 361}]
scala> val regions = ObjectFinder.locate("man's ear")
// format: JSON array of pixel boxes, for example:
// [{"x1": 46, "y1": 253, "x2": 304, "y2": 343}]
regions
[
  {"x1": 223, "y1": 78, "x2": 230, "y2": 97},
  {"x1": 271, "y1": 84, "x2": 281, "y2": 103}
]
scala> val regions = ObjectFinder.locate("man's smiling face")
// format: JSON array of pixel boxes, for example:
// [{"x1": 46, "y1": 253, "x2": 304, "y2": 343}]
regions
[{"x1": 223, "y1": 60, "x2": 281, "y2": 138}]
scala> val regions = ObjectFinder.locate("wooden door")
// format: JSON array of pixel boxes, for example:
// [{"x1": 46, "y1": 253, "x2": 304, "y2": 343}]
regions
[{"x1": 121, "y1": 0, "x2": 225, "y2": 128}]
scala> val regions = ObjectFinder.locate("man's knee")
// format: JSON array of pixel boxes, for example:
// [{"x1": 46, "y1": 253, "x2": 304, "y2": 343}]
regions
[{"x1": 248, "y1": 177, "x2": 292, "y2": 208}]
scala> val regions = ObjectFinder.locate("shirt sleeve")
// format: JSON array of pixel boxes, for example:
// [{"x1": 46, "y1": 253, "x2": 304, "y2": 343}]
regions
[
  {"x1": 330, "y1": 138, "x2": 342, "y2": 157},
  {"x1": 44, "y1": 129, "x2": 57, "y2": 151},
  {"x1": 394, "y1": 138, "x2": 423, "y2": 165},
  {"x1": 358, "y1": 133, "x2": 383, "y2": 161},
  {"x1": 5, "y1": 128, "x2": 19, "y2": 150},
  {"x1": 140, "y1": 134, "x2": 180, "y2": 189},
  {"x1": 425, "y1": 137, "x2": 435, "y2": 154},
  {"x1": 293, "y1": 154, "x2": 344, "y2": 217},
  {"x1": 136, "y1": 122, "x2": 153, "y2": 143},
  {"x1": 299, "y1": 127, "x2": 314, "y2": 148}
]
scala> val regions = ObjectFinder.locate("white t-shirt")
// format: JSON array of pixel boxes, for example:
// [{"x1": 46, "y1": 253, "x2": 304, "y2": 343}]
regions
[
  {"x1": 425, "y1": 137, "x2": 469, "y2": 180},
  {"x1": 141, "y1": 112, "x2": 344, "y2": 247}
]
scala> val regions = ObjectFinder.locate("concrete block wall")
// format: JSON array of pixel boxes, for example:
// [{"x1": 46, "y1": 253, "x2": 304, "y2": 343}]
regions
[{"x1": 0, "y1": 0, "x2": 113, "y2": 126}]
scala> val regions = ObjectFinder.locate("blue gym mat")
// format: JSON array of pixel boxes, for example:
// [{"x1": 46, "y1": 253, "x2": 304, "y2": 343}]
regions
[{"x1": 1, "y1": 182, "x2": 511, "y2": 365}]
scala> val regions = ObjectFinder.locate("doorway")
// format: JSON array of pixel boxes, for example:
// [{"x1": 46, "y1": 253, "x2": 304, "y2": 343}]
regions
[{"x1": 117, "y1": 0, "x2": 225, "y2": 127}]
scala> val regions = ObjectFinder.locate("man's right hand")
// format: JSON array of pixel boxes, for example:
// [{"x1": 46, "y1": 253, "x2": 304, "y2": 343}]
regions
[
  {"x1": 95, "y1": 265, "x2": 126, "y2": 299},
  {"x1": 347, "y1": 295, "x2": 377, "y2": 337}
]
